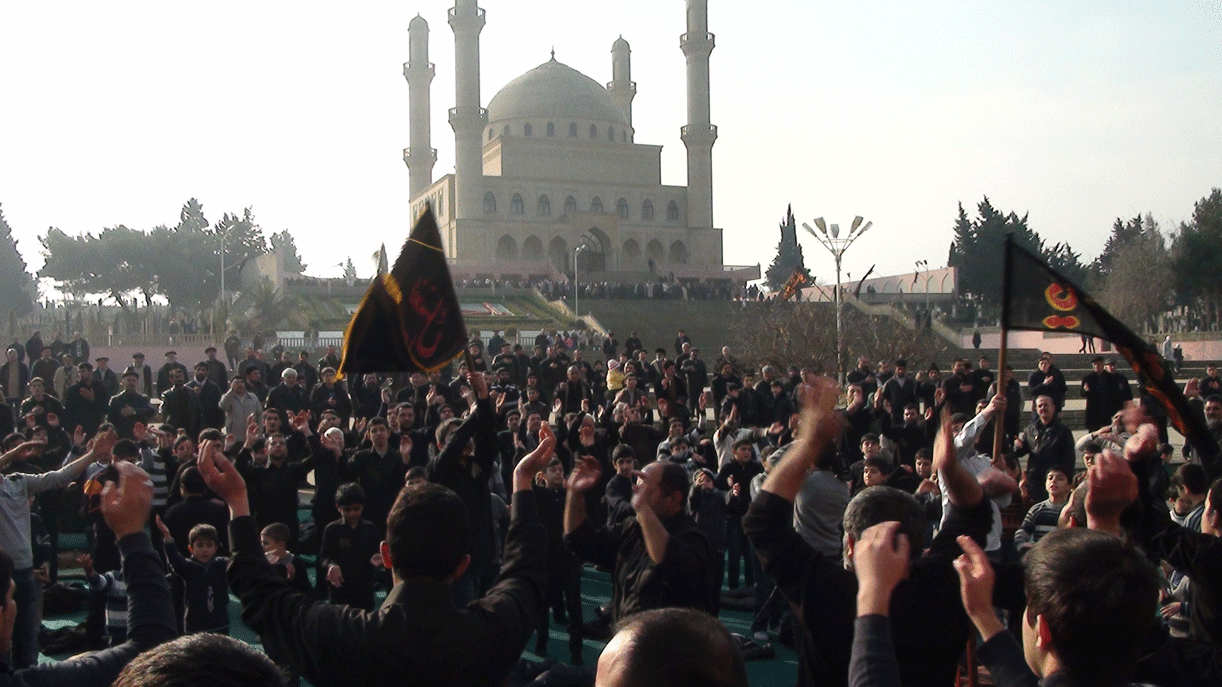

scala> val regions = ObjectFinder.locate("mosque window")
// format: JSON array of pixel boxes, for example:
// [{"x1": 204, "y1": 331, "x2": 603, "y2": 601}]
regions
[
  {"x1": 607, "y1": 126, "x2": 614, "y2": 141},
  {"x1": 589, "y1": 124, "x2": 597, "y2": 139},
  {"x1": 591, "y1": 197, "x2": 603, "y2": 213},
  {"x1": 538, "y1": 195, "x2": 551, "y2": 216},
  {"x1": 565, "y1": 196, "x2": 578, "y2": 213},
  {"x1": 503, "y1": 125, "x2": 510, "y2": 137},
  {"x1": 569, "y1": 123, "x2": 577, "y2": 137},
  {"x1": 642, "y1": 200, "x2": 654, "y2": 220},
  {"x1": 483, "y1": 192, "x2": 497, "y2": 214},
  {"x1": 667, "y1": 201, "x2": 680, "y2": 222},
  {"x1": 488, "y1": 129, "x2": 494, "y2": 141},
  {"x1": 511, "y1": 193, "x2": 524, "y2": 214},
  {"x1": 616, "y1": 198, "x2": 629, "y2": 219},
  {"x1": 524, "y1": 123, "x2": 533, "y2": 136},
  {"x1": 546, "y1": 122, "x2": 555, "y2": 137}
]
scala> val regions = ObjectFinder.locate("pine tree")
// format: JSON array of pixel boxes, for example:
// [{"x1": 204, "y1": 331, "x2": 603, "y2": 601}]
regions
[
  {"x1": 765, "y1": 205, "x2": 810, "y2": 290},
  {"x1": 0, "y1": 205, "x2": 36, "y2": 317},
  {"x1": 270, "y1": 230, "x2": 307, "y2": 273}
]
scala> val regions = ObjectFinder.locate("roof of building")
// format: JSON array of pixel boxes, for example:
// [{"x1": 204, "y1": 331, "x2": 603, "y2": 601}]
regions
[{"x1": 486, "y1": 57, "x2": 628, "y2": 127}]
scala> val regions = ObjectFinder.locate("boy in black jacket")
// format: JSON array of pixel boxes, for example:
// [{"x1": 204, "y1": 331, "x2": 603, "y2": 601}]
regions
[
  {"x1": 320, "y1": 483, "x2": 382, "y2": 611},
  {"x1": 156, "y1": 519, "x2": 230, "y2": 634}
]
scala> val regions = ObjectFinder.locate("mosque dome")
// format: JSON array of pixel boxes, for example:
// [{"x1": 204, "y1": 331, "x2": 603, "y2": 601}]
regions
[{"x1": 486, "y1": 57, "x2": 629, "y2": 127}]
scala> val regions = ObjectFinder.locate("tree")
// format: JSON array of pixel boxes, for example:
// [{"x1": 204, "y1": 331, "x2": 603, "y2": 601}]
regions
[
  {"x1": 270, "y1": 230, "x2": 307, "y2": 274},
  {"x1": 764, "y1": 205, "x2": 810, "y2": 290},
  {"x1": 342, "y1": 258, "x2": 357, "y2": 283},
  {"x1": 946, "y1": 197, "x2": 1087, "y2": 323},
  {"x1": 39, "y1": 225, "x2": 156, "y2": 309},
  {"x1": 1094, "y1": 214, "x2": 1171, "y2": 333},
  {"x1": 0, "y1": 205, "x2": 36, "y2": 319},
  {"x1": 1172, "y1": 189, "x2": 1222, "y2": 330}
]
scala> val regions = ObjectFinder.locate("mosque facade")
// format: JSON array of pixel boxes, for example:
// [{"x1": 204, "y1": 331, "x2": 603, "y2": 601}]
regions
[{"x1": 404, "y1": 0, "x2": 756, "y2": 283}]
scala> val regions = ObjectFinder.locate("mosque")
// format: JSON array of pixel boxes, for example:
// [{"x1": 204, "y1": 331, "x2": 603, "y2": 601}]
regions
[{"x1": 403, "y1": 0, "x2": 757, "y2": 284}]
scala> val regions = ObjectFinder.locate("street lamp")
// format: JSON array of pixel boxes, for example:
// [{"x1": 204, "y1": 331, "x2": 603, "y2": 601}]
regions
[
  {"x1": 573, "y1": 245, "x2": 588, "y2": 320},
  {"x1": 802, "y1": 216, "x2": 873, "y2": 384},
  {"x1": 915, "y1": 259, "x2": 931, "y2": 316}
]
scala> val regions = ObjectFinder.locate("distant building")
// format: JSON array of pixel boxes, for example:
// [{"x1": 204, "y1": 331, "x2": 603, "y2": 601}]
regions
[{"x1": 403, "y1": 0, "x2": 757, "y2": 284}]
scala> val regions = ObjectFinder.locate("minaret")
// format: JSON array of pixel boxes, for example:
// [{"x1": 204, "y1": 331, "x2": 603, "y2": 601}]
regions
[
  {"x1": 681, "y1": 0, "x2": 717, "y2": 229},
  {"x1": 607, "y1": 36, "x2": 636, "y2": 139},
  {"x1": 448, "y1": 0, "x2": 486, "y2": 221},
  {"x1": 403, "y1": 15, "x2": 436, "y2": 199}
]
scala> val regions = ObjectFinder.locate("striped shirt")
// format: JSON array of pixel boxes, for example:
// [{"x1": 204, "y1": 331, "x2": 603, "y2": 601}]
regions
[
  {"x1": 1014, "y1": 498, "x2": 1067, "y2": 548},
  {"x1": 140, "y1": 448, "x2": 171, "y2": 509},
  {"x1": 87, "y1": 569, "x2": 128, "y2": 643}
]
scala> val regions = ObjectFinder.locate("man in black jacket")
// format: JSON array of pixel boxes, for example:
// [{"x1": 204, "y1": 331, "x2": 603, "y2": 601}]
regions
[
  {"x1": 198, "y1": 416, "x2": 551, "y2": 687},
  {"x1": 565, "y1": 456, "x2": 717, "y2": 621},
  {"x1": 744, "y1": 377, "x2": 992, "y2": 687}
]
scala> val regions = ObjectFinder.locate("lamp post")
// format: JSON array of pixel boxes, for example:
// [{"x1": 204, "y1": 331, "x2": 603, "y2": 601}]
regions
[
  {"x1": 573, "y1": 245, "x2": 587, "y2": 320},
  {"x1": 916, "y1": 259, "x2": 931, "y2": 316},
  {"x1": 802, "y1": 216, "x2": 873, "y2": 384}
]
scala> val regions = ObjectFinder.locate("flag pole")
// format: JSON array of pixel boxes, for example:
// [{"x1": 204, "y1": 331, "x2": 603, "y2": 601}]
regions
[{"x1": 992, "y1": 235, "x2": 1013, "y2": 461}]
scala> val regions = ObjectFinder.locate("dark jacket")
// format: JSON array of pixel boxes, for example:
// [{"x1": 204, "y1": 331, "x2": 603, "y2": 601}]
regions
[
  {"x1": 565, "y1": 509, "x2": 718, "y2": 621},
  {"x1": 225, "y1": 489, "x2": 547, "y2": 687}
]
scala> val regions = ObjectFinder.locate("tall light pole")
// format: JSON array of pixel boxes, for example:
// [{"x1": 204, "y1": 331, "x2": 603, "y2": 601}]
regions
[
  {"x1": 573, "y1": 245, "x2": 588, "y2": 320},
  {"x1": 802, "y1": 216, "x2": 873, "y2": 384},
  {"x1": 916, "y1": 259, "x2": 930, "y2": 315}
]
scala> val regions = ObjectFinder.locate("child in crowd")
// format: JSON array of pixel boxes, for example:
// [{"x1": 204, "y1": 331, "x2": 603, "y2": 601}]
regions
[
  {"x1": 320, "y1": 482, "x2": 382, "y2": 611},
  {"x1": 405, "y1": 466, "x2": 427, "y2": 488},
  {"x1": 262, "y1": 522, "x2": 311, "y2": 595},
  {"x1": 80, "y1": 553, "x2": 126, "y2": 645},
  {"x1": 156, "y1": 518, "x2": 230, "y2": 634},
  {"x1": 1013, "y1": 465, "x2": 1071, "y2": 554},
  {"x1": 532, "y1": 457, "x2": 584, "y2": 664}
]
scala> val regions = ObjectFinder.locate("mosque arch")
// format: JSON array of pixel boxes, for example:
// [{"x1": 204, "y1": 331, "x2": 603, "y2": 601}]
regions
[
  {"x1": 511, "y1": 193, "x2": 524, "y2": 214},
  {"x1": 483, "y1": 192, "x2": 497, "y2": 214},
  {"x1": 646, "y1": 239, "x2": 664, "y2": 264},
  {"x1": 641, "y1": 200, "x2": 654, "y2": 220},
  {"x1": 548, "y1": 236, "x2": 569, "y2": 272},
  {"x1": 495, "y1": 235, "x2": 518, "y2": 261},
  {"x1": 565, "y1": 196, "x2": 578, "y2": 214},
  {"x1": 616, "y1": 198, "x2": 629, "y2": 219},
  {"x1": 538, "y1": 194, "x2": 551, "y2": 216},
  {"x1": 621, "y1": 239, "x2": 641, "y2": 269},
  {"x1": 522, "y1": 235, "x2": 544, "y2": 260},
  {"x1": 591, "y1": 197, "x2": 603, "y2": 214},
  {"x1": 668, "y1": 241, "x2": 688, "y2": 265}
]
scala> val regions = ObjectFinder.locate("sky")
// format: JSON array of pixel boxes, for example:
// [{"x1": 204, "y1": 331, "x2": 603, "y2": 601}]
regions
[{"x1": 2, "y1": 1, "x2": 1221, "y2": 292}]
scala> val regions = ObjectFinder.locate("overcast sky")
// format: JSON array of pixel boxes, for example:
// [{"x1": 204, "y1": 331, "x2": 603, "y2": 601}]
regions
[{"x1": 3, "y1": 1, "x2": 1220, "y2": 291}]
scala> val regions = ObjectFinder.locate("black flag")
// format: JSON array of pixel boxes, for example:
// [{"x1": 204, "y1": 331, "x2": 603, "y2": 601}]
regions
[
  {"x1": 338, "y1": 207, "x2": 467, "y2": 377},
  {"x1": 1001, "y1": 235, "x2": 1219, "y2": 464}
]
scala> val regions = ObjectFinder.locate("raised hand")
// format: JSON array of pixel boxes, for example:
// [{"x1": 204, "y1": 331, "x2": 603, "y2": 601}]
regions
[
  {"x1": 100, "y1": 461, "x2": 154, "y2": 539},
  {"x1": 326, "y1": 564, "x2": 344, "y2": 588},
  {"x1": 131, "y1": 422, "x2": 147, "y2": 443},
  {"x1": 154, "y1": 514, "x2": 171, "y2": 541},
  {"x1": 197, "y1": 439, "x2": 248, "y2": 509},
  {"x1": 516, "y1": 423, "x2": 556, "y2": 479},
  {"x1": 953, "y1": 535, "x2": 1002, "y2": 639},
  {"x1": 1085, "y1": 450, "x2": 1138, "y2": 534},
  {"x1": 853, "y1": 521, "x2": 911, "y2": 616},
  {"x1": 565, "y1": 456, "x2": 602, "y2": 493}
]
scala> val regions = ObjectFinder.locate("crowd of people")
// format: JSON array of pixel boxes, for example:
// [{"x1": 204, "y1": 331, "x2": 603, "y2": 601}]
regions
[{"x1": 0, "y1": 323, "x2": 1216, "y2": 687}]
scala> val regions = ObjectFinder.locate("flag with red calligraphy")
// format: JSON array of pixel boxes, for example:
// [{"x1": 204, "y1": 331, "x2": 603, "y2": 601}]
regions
[
  {"x1": 778, "y1": 268, "x2": 811, "y2": 301},
  {"x1": 1001, "y1": 235, "x2": 1219, "y2": 463},
  {"x1": 338, "y1": 207, "x2": 468, "y2": 377}
]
